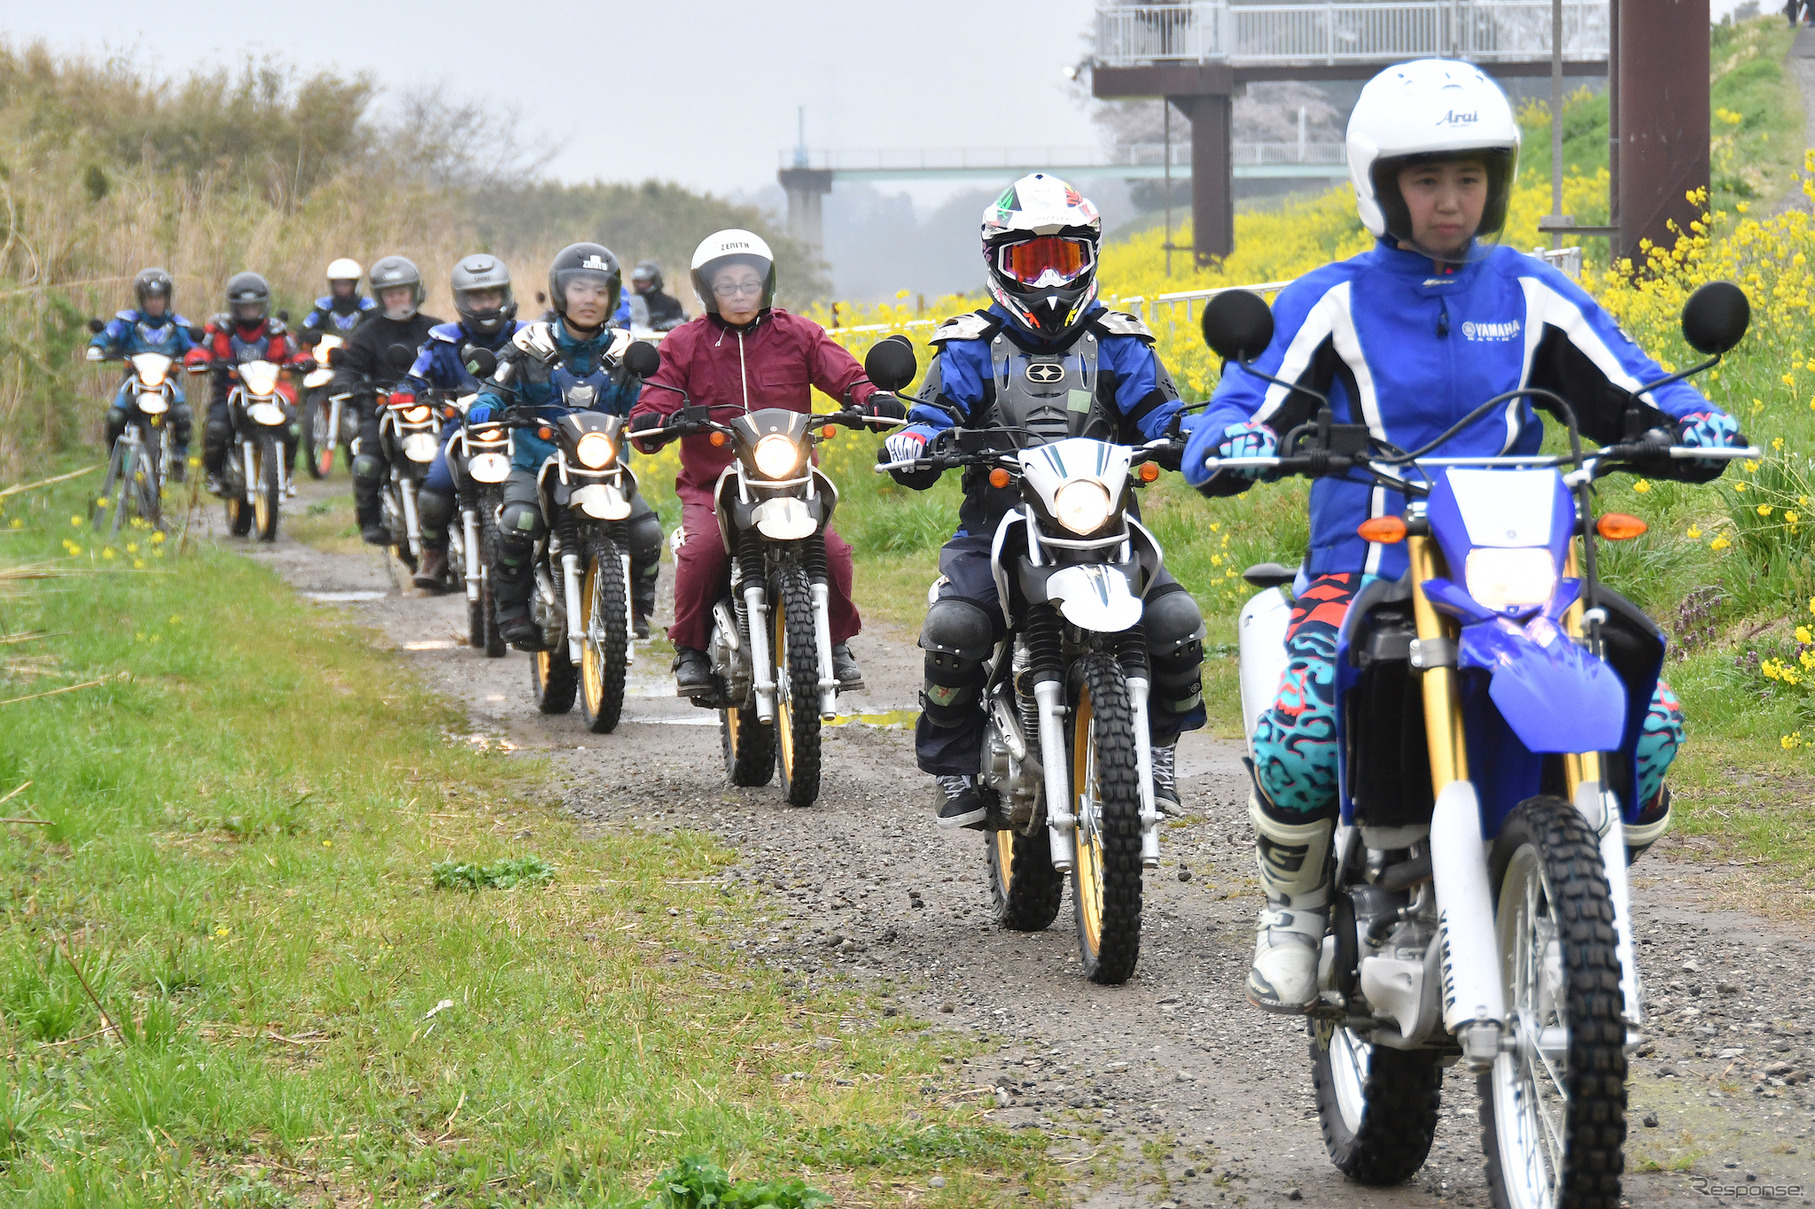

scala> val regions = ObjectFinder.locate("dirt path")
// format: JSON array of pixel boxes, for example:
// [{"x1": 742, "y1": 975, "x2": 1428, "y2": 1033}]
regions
[{"x1": 222, "y1": 480, "x2": 1813, "y2": 1207}]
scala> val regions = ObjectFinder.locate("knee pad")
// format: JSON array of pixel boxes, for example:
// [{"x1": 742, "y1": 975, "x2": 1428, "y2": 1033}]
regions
[
  {"x1": 496, "y1": 501, "x2": 543, "y2": 565},
  {"x1": 627, "y1": 511, "x2": 664, "y2": 571},
  {"x1": 351, "y1": 454, "x2": 384, "y2": 483},
  {"x1": 921, "y1": 649, "x2": 985, "y2": 727},
  {"x1": 1145, "y1": 583, "x2": 1207, "y2": 656},
  {"x1": 920, "y1": 596, "x2": 996, "y2": 661},
  {"x1": 417, "y1": 488, "x2": 455, "y2": 534}
]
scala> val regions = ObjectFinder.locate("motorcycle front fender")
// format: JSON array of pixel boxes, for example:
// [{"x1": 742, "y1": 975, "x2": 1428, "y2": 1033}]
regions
[
  {"x1": 1037, "y1": 563, "x2": 1143, "y2": 633},
  {"x1": 752, "y1": 497, "x2": 816, "y2": 541},
  {"x1": 570, "y1": 482, "x2": 630, "y2": 521},
  {"x1": 1461, "y1": 617, "x2": 1626, "y2": 753}
]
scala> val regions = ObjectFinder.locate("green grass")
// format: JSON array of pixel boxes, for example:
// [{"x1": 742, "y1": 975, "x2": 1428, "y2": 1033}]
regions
[{"x1": 0, "y1": 477, "x2": 1057, "y2": 1207}]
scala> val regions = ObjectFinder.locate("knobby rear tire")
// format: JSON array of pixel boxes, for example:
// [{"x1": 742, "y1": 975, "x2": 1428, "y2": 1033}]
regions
[
  {"x1": 987, "y1": 826, "x2": 1064, "y2": 932},
  {"x1": 1309, "y1": 1021, "x2": 1443, "y2": 1185}
]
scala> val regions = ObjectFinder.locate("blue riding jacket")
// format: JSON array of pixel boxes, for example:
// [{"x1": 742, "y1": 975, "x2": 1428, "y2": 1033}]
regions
[{"x1": 1183, "y1": 241, "x2": 1726, "y2": 582}]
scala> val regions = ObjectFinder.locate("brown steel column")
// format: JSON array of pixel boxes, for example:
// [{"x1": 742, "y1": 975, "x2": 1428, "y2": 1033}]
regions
[
  {"x1": 1616, "y1": 0, "x2": 1709, "y2": 264},
  {"x1": 1180, "y1": 92, "x2": 1235, "y2": 264}
]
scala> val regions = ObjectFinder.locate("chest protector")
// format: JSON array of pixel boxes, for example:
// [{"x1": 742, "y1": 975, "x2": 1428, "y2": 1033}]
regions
[
  {"x1": 134, "y1": 321, "x2": 184, "y2": 355},
  {"x1": 980, "y1": 330, "x2": 1115, "y2": 446},
  {"x1": 229, "y1": 329, "x2": 274, "y2": 363}
]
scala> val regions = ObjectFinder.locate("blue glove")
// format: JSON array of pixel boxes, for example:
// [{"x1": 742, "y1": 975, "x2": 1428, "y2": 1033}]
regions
[
  {"x1": 466, "y1": 400, "x2": 497, "y2": 425},
  {"x1": 1213, "y1": 420, "x2": 1279, "y2": 479},
  {"x1": 1675, "y1": 410, "x2": 1741, "y2": 482}
]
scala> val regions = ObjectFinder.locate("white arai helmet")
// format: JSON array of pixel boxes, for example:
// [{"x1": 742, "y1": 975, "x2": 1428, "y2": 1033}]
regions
[{"x1": 1346, "y1": 59, "x2": 1521, "y2": 262}]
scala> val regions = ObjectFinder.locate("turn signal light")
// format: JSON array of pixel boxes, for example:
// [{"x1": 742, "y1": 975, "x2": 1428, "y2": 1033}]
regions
[
  {"x1": 822, "y1": 425, "x2": 836, "y2": 438},
  {"x1": 709, "y1": 431, "x2": 728, "y2": 447},
  {"x1": 1137, "y1": 462, "x2": 1160, "y2": 483},
  {"x1": 536, "y1": 426, "x2": 553, "y2": 441},
  {"x1": 1596, "y1": 512, "x2": 1648, "y2": 541},
  {"x1": 1357, "y1": 516, "x2": 1407, "y2": 543},
  {"x1": 988, "y1": 467, "x2": 1012, "y2": 489}
]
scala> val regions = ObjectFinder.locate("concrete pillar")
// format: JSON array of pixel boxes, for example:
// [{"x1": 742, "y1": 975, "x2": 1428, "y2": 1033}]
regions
[
  {"x1": 1616, "y1": 0, "x2": 1709, "y2": 264},
  {"x1": 1176, "y1": 93, "x2": 1235, "y2": 264},
  {"x1": 777, "y1": 167, "x2": 833, "y2": 260}
]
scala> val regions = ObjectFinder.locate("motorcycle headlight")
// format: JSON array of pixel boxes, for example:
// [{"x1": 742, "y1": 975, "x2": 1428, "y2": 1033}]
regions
[
  {"x1": 575, "y1": 431, "x2": 616, "y2": 469},
  {"x1": 1053, "y1": 479, "x2": 1113, "y2": 535},
  {"x1": 402, "y1": 405, "x2": 433, "y2": 424},
  {"x1": 132, "y1": 356, "x2": 171, "y2": 387},
  {"x1": 1463, "y1": 547, "x2": 1559, "y2": 612},
  {"x1": 753, "y1": 434, "x2": 800, "y2": 479}
]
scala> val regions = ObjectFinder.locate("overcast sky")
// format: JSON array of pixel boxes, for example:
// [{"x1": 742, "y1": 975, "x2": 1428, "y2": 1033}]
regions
[{"x1": 4, "y1": 0, "x2": 1103, "y2": 198}]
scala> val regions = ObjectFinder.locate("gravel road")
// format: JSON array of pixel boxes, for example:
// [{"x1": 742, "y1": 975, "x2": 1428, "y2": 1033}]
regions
[{"x1": 228, "y1": 480, "x2": 1814, "y2": 1207}]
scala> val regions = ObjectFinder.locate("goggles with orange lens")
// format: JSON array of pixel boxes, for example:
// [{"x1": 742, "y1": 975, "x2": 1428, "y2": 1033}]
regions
[{"x1": 996, "y1": 236, "x2": 1093, "y2": 287}]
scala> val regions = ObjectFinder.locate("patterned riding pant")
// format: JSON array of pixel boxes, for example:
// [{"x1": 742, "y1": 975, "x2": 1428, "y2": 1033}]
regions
[{"x1": 1252, "y1": 573, "x2": 1684, "y2": 816}]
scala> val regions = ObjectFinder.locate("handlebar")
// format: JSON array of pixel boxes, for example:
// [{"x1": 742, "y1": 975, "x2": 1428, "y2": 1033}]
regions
[
  {"x1": 1198, "y1": 442, "x2": 1764, "y2": 486},
  {"x1": 874, "y1": 428, "x2": 1182, "y2": 476}
]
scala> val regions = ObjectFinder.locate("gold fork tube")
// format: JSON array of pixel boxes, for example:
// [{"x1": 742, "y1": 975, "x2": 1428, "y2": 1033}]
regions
[
  {"x1": 1409, "y1": 535, "x2": 1469, "y2": 793},
  {"x1": 1560, "y1": 539, "x2": 1604, "y2": 794}
]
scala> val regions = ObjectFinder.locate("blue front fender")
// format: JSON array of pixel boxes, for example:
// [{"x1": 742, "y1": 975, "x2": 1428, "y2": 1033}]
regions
[{"x1": 1459, "y1": 615, "x2": 1626, "y2": 753}]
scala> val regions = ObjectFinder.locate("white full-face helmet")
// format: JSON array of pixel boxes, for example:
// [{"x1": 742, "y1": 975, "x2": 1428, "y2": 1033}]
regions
[
  {"x1": 1347, "y1": 59, "x2": 1521, "y2": 262},
  {"x1": 981, "y1": 172, "x2": 1102, "y2": 343}
]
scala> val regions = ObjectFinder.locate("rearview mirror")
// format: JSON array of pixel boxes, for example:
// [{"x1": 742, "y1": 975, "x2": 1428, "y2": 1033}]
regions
[
  {"x1": 622, "y1": 340, "x2": 661, "y2": 378},
  {"x1": 863, "y1": 333, "x2": 917, "y2": 393},
  {"x1": 87, "y1": 317, "x2": 106, "y2": 334},
  {"x1": 1200, "y1": 290, "x2": 1275, "y2": 363},
  {"x1": 383, "y1": 343, "x2": 417, "y2": 372},
  {"x1": 277, "y1": 309, "x2": 290, "y2": 323},
  {"x1": 188, "y1": 325, "x2": 207, "y2": 343},
  {"x1": 461, "y1": 345, "x2": 498, "y2": 380},
  {"x1": 1681, "y1": 281, "x2": 1749, "y2": 356}
]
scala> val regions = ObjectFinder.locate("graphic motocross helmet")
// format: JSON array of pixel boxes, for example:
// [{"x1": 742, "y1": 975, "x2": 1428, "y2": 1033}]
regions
[
  {"x1": 450, "y1": 253, "x2": 517, "y2": 337},
  {"x1": 981, "y1": 173, "x2": 1102, "y2": 344},
  {"x1": 1347, "y1": 59, "x2": 1521, "y2": 264}
]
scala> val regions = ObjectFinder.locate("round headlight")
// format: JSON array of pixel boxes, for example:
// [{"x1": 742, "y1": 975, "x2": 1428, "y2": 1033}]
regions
[
  {"x1": 753, "y1": 434, "x2": 800, "y2": 479},
  {"x1": 575, "y1": 431, "x2": 616, "y2": 469},
  {"x1": 402, "y1": 405, "x2": 433, "y2": 424},
  {"x1": 1053, "y1": 479, "x2": 1112, "y2": 535}
]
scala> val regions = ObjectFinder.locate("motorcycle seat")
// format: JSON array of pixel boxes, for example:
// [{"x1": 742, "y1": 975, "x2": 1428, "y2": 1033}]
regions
[{"x1": 1242, "y1": 562, "x2": 1299, "y2": 589}]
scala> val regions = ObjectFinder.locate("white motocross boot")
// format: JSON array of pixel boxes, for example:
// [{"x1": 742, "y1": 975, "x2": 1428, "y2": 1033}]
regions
[
  {"x1": 1246, "y1": 792, "x2": 1334, "y2": 1014},
  {"x1": 1624, "y1": 787, "x2": 1672, "y2": 863}
]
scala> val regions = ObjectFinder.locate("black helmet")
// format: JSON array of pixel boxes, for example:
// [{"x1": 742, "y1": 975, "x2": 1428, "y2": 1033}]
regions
[
  {"x1": 369, "y1": 255, "x2": 424, "y2": 320},
  {"x1": 450, "y1": 253, "x2": 516, "y2": 337},
  {"x1": 224, "y1": 271, "x2": 271, "y2": 326},
  {"x1": 631, "y1": 260, "x2": 663, "y2": 293},
  {"x1": 547, "y1": 243, "x2": 621, "y2": 331},
  {"x1": 134, "y1": 267, "x2": 174, "y2": 318}
]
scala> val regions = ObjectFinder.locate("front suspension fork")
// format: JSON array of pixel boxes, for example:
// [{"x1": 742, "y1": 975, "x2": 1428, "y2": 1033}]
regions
[
  {"x1": 1126, "y1": 676, "x2": 1162, "y2": 869},
  {"x1": 462, "y1": 509, "x2": 481, "y2": 603},
  {"x1": 1035, "y1": 677, "x2": 1075, "y2": 872}
]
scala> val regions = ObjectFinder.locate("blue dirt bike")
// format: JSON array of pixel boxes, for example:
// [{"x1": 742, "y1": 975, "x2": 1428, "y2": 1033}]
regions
[{"x1": 1202, "y1": 282, "x2": 1756, "y2": 1209}]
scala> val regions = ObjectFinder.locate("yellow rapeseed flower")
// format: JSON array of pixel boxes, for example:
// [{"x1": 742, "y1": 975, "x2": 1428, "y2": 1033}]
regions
[
  {"x1": 1632, "y1": 480, "x2": 1651, "y2": 494},
  {"x1": 1759, "y1": 504, "x2": 1774, "y2": 516},
  {"x1": 1711, "y1": 536, "x2": 1731, "y2": 550},
  {"x1": 1797, "y1": 625, "x2": 1813, "y2": 645},
  {"x1": 1686, "y1": 525, "x2": 1702, "y2": 539}
]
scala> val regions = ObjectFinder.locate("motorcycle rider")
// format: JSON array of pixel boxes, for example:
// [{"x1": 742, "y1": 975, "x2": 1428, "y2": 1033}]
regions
[
  {"x1": 629, "y1": 260, "x2": 686, "y2": 331},
  {"x1": 297, "y1": 258, "x2": 377, "y2": 344},
  {"x1": 883, "y1": 173, "x2": 1207, "y2": 830},
  {"x1": 87, "y1": 267, "x2": 199, "y2": 480},
  {"x1": 467, "y1": 243, "x2": 663, "y2": 644},
  {"x1": 1182, "y1": 59, "x2": 1746, "y2": 1014},
  {"x1": 397, "y1": 253, "x2": 528, "y2": 593},
  {"x1": 328, "y1": 255, "x2": 446, "y2": 547},
  {"x1": 628, "y1": 229, "x2": 904, "y2": 695},
  {"x1": 186, "y1": 272, "x2": 312, "y2": 496}
]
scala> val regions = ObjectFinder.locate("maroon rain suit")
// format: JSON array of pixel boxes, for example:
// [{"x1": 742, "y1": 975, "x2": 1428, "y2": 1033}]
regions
[{"x1": 629, "y1": 308, "x2": 877, "y2": 652}]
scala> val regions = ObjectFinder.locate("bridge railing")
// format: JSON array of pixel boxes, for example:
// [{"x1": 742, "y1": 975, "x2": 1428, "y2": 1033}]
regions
[
  {"x1": 779, "y1": 140, "x2": 1348, "y2": 173},
  {"x1": 1095, "y1": 1, "x2": 1609, "y2": 68}
]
